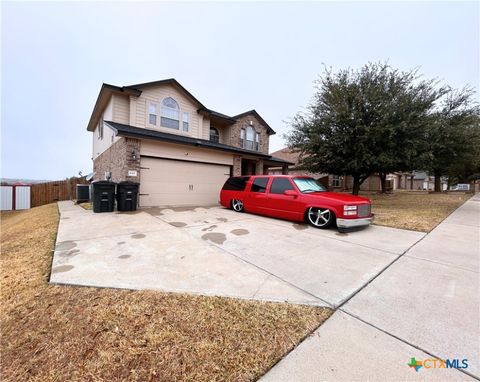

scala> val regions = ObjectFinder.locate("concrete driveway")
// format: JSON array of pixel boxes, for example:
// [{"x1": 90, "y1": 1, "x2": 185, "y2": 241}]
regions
[
  {"x1": 260, "y1": 194, "x2": 479, "y2": 381},
  {"x1": 50, "y1": 201, "x2": 423, "y2": 308}
]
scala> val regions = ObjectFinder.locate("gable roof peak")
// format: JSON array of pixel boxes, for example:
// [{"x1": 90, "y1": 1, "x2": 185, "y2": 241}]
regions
[
  {"x1": 232, "y1": 109, "x2": 275, "y2": 135},
  {"x1": 125, "y1": 78, "x2": 209, "y2": 111}
]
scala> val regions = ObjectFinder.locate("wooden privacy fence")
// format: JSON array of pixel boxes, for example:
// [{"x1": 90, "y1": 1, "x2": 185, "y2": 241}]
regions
[{"x1": 31, "y1": 177, "x2": 87, "y2": 208}]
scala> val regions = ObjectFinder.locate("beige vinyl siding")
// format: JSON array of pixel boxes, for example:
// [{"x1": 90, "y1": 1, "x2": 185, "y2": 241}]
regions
[
  {"x1": 92, "y1": 96, "x2": 117, "y2": 159},
  {"x1": 112, "y1": 94, "x2": 130, "y2": 124},
  {"x1": 140, "y1": 140, "x2": 233, "y2": 166},
  {"x1": 104, "y1": 97, "x2": 113, "y2": 121},
  {"x1": 129, "y1": 96, "x2": 137, "y2": 125},
  {"x1": 135, "y1": 84, "x2": 200, "y2": 138},
  {"x1": 136, "y1": 98, "x2": 146, "y2": 126},
  {"x1": 203, "y1": 121, "x2": 229, "y2": 144},
  {"x1": 217, "y1": 126, "x2": 230, "y2": 145},
  {"x1": 92, "y1": 122, "x2": 119, "y2": 159},
  {"x1": 201, "y1": 118, "x2": 210, "y2": 140}
]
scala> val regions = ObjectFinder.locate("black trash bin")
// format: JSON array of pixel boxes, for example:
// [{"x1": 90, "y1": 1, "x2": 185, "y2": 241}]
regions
[
  {"x1": 76, "y1": 184, "x2": 90, "y2": 203},
  {"x1": 92, "y1": 181, "x2": 116, "y2": 213},
  {"x1": 116, "y1": 181, "x2": 139, "y2": 211}
]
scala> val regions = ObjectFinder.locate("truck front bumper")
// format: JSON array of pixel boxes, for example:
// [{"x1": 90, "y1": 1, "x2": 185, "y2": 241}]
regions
[{"x1": 336, "y1": 215, "x2": 374, "y2": 229}]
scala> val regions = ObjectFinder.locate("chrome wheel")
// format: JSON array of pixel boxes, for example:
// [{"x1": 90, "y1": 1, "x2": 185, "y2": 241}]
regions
[
  {"x1": 307, "y1": 207, "x2": 333, "y2": 228},
  {"x1": 232, "y1": 199, "x2": 244, "y2": 212}
]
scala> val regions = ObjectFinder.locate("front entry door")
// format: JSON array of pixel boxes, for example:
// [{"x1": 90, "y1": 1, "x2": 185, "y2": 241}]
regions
[{"x1": 241, "y1": 159, "x2": 256, "y2": 175}]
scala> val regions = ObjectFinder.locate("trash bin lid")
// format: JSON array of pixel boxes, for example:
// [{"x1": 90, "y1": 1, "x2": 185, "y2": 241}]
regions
[
  {"x1": 92, "y1": 180, "x2": 116, "y2": 190},
  {"x1": 117, "y1": 181, "x2": 139, "y2": 185},
  {"x1": 92, "y1": 180, "x2": 116, "y2": 184}
]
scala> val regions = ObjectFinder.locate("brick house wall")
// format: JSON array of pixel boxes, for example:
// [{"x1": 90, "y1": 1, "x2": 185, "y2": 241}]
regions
[
  {"x1": 255, "y1": 159, "x2": 265, "y2": 175},
  {"x1": 229, "y1": 114, "x2": 269, "y2": 154},
  {"x1": 232, "y1": 155, "x2": 242, "y2": 176},
  {"x1": 93, "y1": 137, "x2": 141, "y2": 183}
]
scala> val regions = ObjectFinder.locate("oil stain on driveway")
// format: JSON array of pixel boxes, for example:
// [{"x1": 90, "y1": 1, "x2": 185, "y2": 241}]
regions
[{"x1": 50, "y1": 201, "x2": 424, "y2": 309}]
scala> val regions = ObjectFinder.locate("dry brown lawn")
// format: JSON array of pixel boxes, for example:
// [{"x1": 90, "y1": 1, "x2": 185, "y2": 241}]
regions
[
  {"x1": 1, "y1": 204, "x2": 332, "y2": 382},
  {"x1": 78, "y1": 202, "x2": 92, "y2": 210},
  {"x1": 366, "y1": 191, "x2": 470, "y2": 232}
]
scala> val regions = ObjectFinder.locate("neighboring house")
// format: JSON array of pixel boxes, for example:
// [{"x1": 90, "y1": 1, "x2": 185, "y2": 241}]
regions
[
  {"x1": 268, "y1": 148, "x2": 326, "y2": 178},
  {"x1": 388, "y1": 172, "x2": 413, "y2": 190},
  {"x1": 87, "y1": 78, "x2": 292, "y2": 207},
  {"x1": 410, "y1": 171, "x2": 430, "y2": 190},
  {"x1": 269, "y1": 148, "x2": 413, "y2": 191},
  {"x1": 269, "y1": 148, "x2": 380, "y2": 191},
  {"x1": 411, "y1": 171, "x2": 448, "y2": 191}
]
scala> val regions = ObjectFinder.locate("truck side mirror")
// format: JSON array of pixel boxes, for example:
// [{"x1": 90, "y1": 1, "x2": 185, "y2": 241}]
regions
[{"x1": 284, "y1": 189, "x2": 297, "y2": 198}]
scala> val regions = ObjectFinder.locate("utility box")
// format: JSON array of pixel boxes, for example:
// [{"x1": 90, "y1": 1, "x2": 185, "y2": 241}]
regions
[
  {"x1": 116, "y1": 181, "x2": 139, "y2": 211},
  {"x1": 92, "y1": 181, "x2": 116, "y2": 213},
  {"x1": 76, "y1": 184, "x2": 90, "y2": 203}
]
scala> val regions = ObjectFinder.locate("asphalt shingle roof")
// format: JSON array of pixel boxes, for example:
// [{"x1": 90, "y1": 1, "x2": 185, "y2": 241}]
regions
[{"x1": 104, "y1": 121, "x2": 293, "y2": 164}]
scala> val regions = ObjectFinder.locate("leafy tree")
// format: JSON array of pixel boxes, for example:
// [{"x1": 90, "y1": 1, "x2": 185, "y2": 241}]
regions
[
  {"x1": 287, "y1": 63, "x2": 445, "y2": 195},
  {"x1": 445, "y1": 128, "x2": 480, "y2": 186},
  {"x1": 426, "y1": 88, "x2": 479, "y2": 192}
]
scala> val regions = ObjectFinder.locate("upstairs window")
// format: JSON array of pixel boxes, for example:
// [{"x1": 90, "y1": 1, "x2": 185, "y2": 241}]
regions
[
  {"x1": 255, "y1": 132, "x2": 260, "y2": 151},
  {"x1": 240, "y1": 128, "x2": 245, "y2": 148},
  {"x1": 98, "y1": 115, "x2": 104, "y2": 139},
  {"x1": 245, "y1": 126, "x2": 255, "y2": 150},
  {"x1": 161, "y1": 97, "x2": 180, "y2": 129},
  {"x1": 210, "y1": 127, "x2": 219, "y2": 143},
  {"x1": 183, "y1": 112, "x2": 189, "y2": 132},
  {"x1": 149, "y1": 103, "x2": 157, "y2": 126}
]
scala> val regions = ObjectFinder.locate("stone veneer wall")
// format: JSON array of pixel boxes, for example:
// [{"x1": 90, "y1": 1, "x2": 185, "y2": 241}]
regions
[
  {"x1": 93, "y1": 137, "x2": 141, "y2": 183},
  {"x1": 255, "y1": 160, "x2": 265, "y2": 175},
  {"x1": 233, "y1": 155, "x2": 242, "y2": 176},
  {"x1": 229, "y1": 114, "x2": 270, "y2": 154}
]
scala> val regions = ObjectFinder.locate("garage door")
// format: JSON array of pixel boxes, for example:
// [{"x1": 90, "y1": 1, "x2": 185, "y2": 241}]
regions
[{"x1": 139, "y1": 157, "x2": 231, "y2": 207}]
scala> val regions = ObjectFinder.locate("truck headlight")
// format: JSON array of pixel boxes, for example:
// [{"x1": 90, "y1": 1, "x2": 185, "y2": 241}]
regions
[{"x1": 344, "y1": 205, "x2": 357, "y2": 216}]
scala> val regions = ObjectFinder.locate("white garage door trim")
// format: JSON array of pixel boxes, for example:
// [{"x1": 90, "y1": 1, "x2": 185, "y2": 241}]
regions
[{"x1": 139, "y1": 156, "x2": 232, "y2": 207}]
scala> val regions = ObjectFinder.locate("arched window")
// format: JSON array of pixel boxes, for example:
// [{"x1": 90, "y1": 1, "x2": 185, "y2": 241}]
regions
[
  {"x1": 210, "y1": 126, "x2": 220, "y2": 143},
  {"x1": 244, "y1": 126, "x2": 255, "y2": 150},
  {"x1": 161, "y1": 97, "x2": 180, "y2": 129}
]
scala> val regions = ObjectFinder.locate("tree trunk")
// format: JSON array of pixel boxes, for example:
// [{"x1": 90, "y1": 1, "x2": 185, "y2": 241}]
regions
[
  {"x1": 434, "y1": 170, "x2": 442, "y2": 192},
  {"x1": 352, "y1": 174, "x2": 370, "y2": 195},
  {"x1": 352, "y1": 175, "x2": 361, "y2": 195},
  {"x1": 410, "y1": 173, "x2": 414, "y2": 190},
  {"x1": 379, "y1": 172, "x2": 387, "y2": 193}
]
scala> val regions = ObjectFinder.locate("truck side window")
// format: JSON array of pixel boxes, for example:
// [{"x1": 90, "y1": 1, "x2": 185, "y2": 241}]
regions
[
  {"x1": 270, "y1": 178, "x2": 295, "y2": 194},
  {"x1": 250, "y1": 177, "x2": 269, "y2": 193},
  {"x1": 222, "y1": 176, "x2": 250, "y2": 191}
]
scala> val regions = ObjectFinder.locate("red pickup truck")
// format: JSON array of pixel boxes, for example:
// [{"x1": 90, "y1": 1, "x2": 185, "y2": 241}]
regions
[{"x1": 219, "y1": 175, "x2": 373, "y2": 231}]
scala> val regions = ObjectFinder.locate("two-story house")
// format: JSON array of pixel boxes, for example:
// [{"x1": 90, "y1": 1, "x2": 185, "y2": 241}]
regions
[{"x1": 87, "y1": 78, "x2": 291, "y2": 207}]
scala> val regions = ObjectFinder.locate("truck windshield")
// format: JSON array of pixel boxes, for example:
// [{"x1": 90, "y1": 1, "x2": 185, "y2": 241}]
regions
[{"x1": 293, "y1": 178, "x2": 327, "y2": 193}]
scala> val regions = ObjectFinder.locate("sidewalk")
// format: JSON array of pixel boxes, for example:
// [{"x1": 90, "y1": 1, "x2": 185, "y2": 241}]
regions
[{"x1": 260, "y1": 194, "x2": 479, "y2": 381}]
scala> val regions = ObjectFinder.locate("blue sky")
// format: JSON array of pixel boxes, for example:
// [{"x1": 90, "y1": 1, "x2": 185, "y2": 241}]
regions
[{"x1": 1, "y1": 1, "x2": 478, "y2": 180}]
